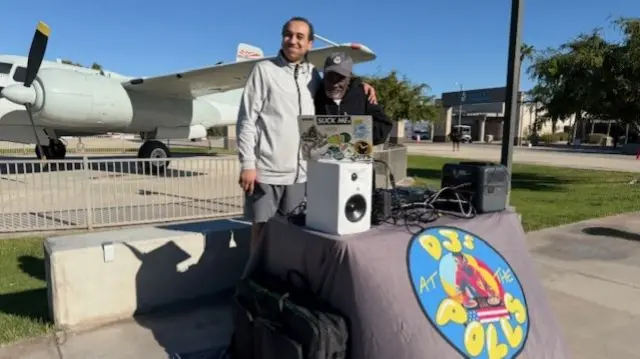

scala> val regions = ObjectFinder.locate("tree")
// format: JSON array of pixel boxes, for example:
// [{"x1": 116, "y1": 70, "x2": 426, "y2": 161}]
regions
[
  {"x1": 61, "y1": 59, "x2": 106, "y2": 75},
  {"x1": 527, "y1": 49, "x2": 576, "y2": 129},
  {"x1": 526, "y1": 17, "x2": 640, "y2": 142},
  {"x1": 520, "y1": 43, "x2": 535, "y2": 63},
  {"x1": 598, "y1": 18, "x2": 640, "y2": 132},
  {"x1": 527, "y1": 28, "x2": 609, "y2": 140},
  {"x1": 360, "y1": 70, "x2": 439, "y2": 123},
  {"x1": 91, "y1": 62, "x2": 105, "y2": 76},
  {"x1": 60, "y1": 59, "x2": 83, "y2": 67}
]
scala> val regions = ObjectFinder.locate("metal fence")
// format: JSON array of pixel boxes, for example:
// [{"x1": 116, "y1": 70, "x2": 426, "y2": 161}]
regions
[
  {"x1": 0, "y1": 156, "x2": 244, "y2": 233},
  {"x1": 0, "y1": 136, "x2": 227, "y2": 155},
  {"x1": 0, "y1": 138, "x2": 408, "y2": 234}
]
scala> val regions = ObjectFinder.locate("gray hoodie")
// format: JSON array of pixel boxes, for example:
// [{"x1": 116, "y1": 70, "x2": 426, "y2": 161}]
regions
[{"x1": 236, "y1": 53, "x2": 321, "y2": 185}]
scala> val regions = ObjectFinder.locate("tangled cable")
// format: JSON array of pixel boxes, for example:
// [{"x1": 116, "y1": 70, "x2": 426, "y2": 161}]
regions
[
  {"x1": 371, "y1": 158, "x2": 476, "y2": 235},
  {"x1": 374, "y1": 183, "x2": 476, "y2": 236}
]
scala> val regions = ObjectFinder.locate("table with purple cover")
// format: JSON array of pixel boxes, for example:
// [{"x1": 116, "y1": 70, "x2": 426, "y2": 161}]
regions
[{"x1": 252, "y1": 210, "x2": 569, "y2": 359}]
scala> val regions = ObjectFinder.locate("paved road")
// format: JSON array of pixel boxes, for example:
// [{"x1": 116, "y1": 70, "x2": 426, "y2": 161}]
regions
[{"x1": 406, "y1": 142, "x2": 640, "y2": 172}]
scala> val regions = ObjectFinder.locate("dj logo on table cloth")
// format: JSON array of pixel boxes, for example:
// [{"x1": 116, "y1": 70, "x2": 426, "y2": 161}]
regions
[{"x1": 406, "y1": 226, "x2": 530, "y2": 358}]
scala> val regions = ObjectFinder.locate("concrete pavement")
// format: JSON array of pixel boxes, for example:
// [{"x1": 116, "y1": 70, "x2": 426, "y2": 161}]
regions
[
  {"x1": 3, "y1": 212, "x2": 640, "y2": 358},
  {"x1": 406, "y1": 142, "x2": 640, "y2": 172},
  {"x1": 528, "y1": 213, "x2": 640, "y2": 359},
  {"x1": 0, "y1": 297, "x2": 233, "y2": 359}
]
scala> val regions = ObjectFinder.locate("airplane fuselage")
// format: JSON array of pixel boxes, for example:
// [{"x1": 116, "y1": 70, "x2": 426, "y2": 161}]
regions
[{"x1": 0, "y1": 54, "x2": 240, "y2": 144}]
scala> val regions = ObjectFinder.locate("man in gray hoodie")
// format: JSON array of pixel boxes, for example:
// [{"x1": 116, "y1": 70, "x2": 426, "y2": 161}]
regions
[{"x1": 236, "y1": 16, "x2": 377, "y2": 251}]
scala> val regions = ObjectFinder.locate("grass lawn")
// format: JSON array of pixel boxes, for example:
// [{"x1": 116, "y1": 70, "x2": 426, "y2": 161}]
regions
[
  {"x1": 408, "y1": 155, "x2": 640, "y2": 232},
  {"x1": 1, "y1": 154, "x2": 640, "y2": 346},
  {"x1": 0, "y1": 236, "x2": 52, "y2": 345}
]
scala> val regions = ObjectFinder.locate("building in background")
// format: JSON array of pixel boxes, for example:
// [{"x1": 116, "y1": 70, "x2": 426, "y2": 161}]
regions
[{"x1": 433, "y1": 86, "x2": 556, "y2": 143}]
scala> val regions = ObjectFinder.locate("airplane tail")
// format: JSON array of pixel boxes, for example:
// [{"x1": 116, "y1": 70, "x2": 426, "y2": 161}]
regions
[{"x1": 236, "y1": 43, "x2": 264, "y2": 62}]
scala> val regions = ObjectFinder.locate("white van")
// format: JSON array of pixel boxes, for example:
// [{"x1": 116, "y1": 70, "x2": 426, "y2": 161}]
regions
[{"x1": 452, "y1": 125, "x2": 473, "y2": 143}]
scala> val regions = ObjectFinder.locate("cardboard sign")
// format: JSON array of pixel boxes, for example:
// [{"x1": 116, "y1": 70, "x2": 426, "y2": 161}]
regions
[{"x1": 298, "y1": 115, "x2": 373, "y2": 162}]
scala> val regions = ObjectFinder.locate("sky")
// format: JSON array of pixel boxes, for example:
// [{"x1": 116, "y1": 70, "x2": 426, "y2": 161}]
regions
[{"x1": 2, "y1": 0, "x2": 639, "y2": 97}]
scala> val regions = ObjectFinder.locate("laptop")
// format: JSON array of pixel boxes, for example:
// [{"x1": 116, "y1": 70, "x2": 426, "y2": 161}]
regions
[{"x1": 298, "y1": 115, "x2": 373, "y2": 162}]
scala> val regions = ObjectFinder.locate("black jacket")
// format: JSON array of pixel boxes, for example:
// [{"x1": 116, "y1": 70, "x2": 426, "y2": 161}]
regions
[{"x1": 314, "y1": 78, "x2": 393, "y2": 145}]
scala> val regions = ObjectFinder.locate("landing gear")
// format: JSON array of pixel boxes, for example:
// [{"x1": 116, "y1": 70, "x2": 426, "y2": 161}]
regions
[
  {"x1": 137, "y1": 140, "x2": 171, "y2": 173},
  {"x1": 35, "y1": 139, "x2": 67, "y2": 160}
]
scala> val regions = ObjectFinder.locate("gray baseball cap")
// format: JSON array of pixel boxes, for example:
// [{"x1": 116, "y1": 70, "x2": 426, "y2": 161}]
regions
[{"x1": 324, "y1": 52, "x2": 353, "y2": 77}]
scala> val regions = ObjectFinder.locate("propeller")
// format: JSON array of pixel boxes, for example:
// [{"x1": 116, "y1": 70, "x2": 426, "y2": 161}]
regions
[{"x1": 0, "y1": 21, "x2": 50, "y2": 161}]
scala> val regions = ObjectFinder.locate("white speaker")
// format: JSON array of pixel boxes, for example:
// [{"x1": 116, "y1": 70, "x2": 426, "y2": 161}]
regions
[{"x1": 306, "y1": 160, "x2": 372, "y2": 235}]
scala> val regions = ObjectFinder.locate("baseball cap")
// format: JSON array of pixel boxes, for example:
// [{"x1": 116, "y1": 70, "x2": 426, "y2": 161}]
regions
[{"x1": 324, "y1": 52, "x2": 353, "y2": 77}]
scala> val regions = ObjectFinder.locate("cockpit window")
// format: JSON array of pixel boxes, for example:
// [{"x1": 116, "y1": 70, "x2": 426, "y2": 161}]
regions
[
  {"x1": 0, "y1": 62, "x2": 11, "y2": 75},
  {"x1": 13, "y1": 66, "x2": 26, "y2": 83}
]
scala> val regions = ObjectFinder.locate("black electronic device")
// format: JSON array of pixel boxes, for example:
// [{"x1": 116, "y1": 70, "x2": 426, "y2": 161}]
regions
[
  {"x1": 371, "y1": 189, "x2": 393, "y2": 225},
  {"x1": 440, "y1": 161, "x2": 508, "y2": 213},
  {"x1": 371, "y1": 186, "x2": 439, "y2": 225}
]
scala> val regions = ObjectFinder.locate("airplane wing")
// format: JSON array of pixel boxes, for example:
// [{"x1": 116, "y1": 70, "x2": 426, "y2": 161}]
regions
[{"x1": 123, "y1": 43, "x2": 376, "y2": 99}]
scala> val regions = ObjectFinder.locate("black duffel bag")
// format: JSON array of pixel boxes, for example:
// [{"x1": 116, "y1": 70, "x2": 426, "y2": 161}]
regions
[{"x1": 228, "y1": 270, "x2": 349, "y2": 359}]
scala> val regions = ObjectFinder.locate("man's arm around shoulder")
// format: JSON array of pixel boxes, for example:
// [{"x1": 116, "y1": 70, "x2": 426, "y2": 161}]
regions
[{"x1": 236, "y1": 63, "x2": 267, "y2": 170}]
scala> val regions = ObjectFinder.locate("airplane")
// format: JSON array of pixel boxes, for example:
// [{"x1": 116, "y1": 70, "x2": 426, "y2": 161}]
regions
[{"x1": 0, "y1": 22, "x2": 377, "y2": 171}]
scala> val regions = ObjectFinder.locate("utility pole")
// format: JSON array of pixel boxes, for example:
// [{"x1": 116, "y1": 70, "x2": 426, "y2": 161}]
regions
[
  {"x1": 501, "y1": 0, "x2": 524, "y2": 205},
  {"x1": 456, "y1": 83, "x2": 466, "y2": 128}
]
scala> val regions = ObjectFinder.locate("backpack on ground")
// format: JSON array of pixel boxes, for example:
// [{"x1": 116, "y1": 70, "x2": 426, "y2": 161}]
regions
[{"x1": 228, "y1": 270, "x2": 349, "y2": 359}]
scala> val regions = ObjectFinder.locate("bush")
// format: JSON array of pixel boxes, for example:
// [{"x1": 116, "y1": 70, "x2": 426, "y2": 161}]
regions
[
  {"x1": 555, "y1": 132, "x2": 569, "y2": 141},
  {"x1": 585, "y1": 133, "x2": 608, "y2": 145},
  {"x1": 539, "y1": 133, "x2": 554, "y2": 144},
  {"x1": 538, "y1": 132, "x2": 568, "y2": 144}
]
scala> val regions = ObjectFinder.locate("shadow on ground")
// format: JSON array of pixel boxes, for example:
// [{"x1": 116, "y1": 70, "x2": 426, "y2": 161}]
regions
[
  {"x1": 407, "y1": 167, "x2": 573, "y2": 191},
  {"x1": 126, "y1": 220, "x2": 251, "y2": 358},
  {"x1": 582, "y1": 227, "x2": 640, "y2": 242},
  {"x1": 0, "y1": 220, "x2": 249, "y2": 357},
  {"x1": 0, "y1": 256, "x2": 50, "y2": 325},
  {"x1": 18, "y1": 255, "x2": 46, "y2": 281}
]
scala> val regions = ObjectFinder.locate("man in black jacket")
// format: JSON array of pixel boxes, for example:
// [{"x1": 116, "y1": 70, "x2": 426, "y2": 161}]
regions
[{"x1": 314, "y1": 52, "x2": 393, "y2": 146}]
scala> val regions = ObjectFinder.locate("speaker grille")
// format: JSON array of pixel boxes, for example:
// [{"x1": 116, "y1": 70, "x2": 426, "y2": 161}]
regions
[{"x1": 345, "y1": 194, "x2": 367, "y2": 223}]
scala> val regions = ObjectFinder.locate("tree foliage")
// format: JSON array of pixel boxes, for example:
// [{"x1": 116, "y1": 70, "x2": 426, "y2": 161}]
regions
[
  {"x1": 527, "y1": 17, "x2": 640, "y2": 138},
  {"x1": 360, "y1": 70, "x2": 439, "y2": 122},
  {"x1": 61, "y1": 59, "x2": 105, "y2": 75}
]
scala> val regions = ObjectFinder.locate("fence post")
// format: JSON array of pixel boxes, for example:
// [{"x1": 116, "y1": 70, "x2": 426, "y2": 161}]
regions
[{"x1": 82, "y1": 156, "x2": 94, "y2": 230}]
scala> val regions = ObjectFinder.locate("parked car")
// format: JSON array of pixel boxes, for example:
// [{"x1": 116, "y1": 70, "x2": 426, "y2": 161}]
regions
[{"x1": 411, "y1": 130, "x2": 430, "y2": 140}]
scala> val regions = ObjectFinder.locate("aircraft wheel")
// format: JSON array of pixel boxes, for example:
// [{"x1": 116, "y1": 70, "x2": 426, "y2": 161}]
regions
[
  {"x1": 138, "y1": 140, "x2": 171, "y2": 174},
  {"x1": 49, "y1": 140, "x2": 67, "y2": 160}
]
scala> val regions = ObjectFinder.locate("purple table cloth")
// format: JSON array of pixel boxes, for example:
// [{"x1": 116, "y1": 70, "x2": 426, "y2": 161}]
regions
[{"x1": 253, "y1": 210, "x2": 569, "y2": 359}]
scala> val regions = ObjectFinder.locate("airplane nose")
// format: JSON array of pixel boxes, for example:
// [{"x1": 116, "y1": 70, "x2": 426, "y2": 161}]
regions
[{"x1": 1, "y1": 84, "x2": 36, "y2": 105}]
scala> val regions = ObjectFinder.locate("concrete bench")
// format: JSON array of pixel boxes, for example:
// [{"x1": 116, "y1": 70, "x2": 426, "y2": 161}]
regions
[{"x1": 45, "y1": 219, "x2": 251, "y2": 330}]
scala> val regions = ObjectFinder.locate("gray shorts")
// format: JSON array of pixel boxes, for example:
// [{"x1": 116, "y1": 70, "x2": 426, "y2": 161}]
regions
[{"x1": 244, "y1": 182, "x2": 306, "y2": 223}]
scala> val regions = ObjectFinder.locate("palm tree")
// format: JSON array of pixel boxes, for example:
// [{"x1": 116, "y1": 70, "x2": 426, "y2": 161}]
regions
[{"x1": 520, "y1": 43, "x2": 535, "y2": 63}]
